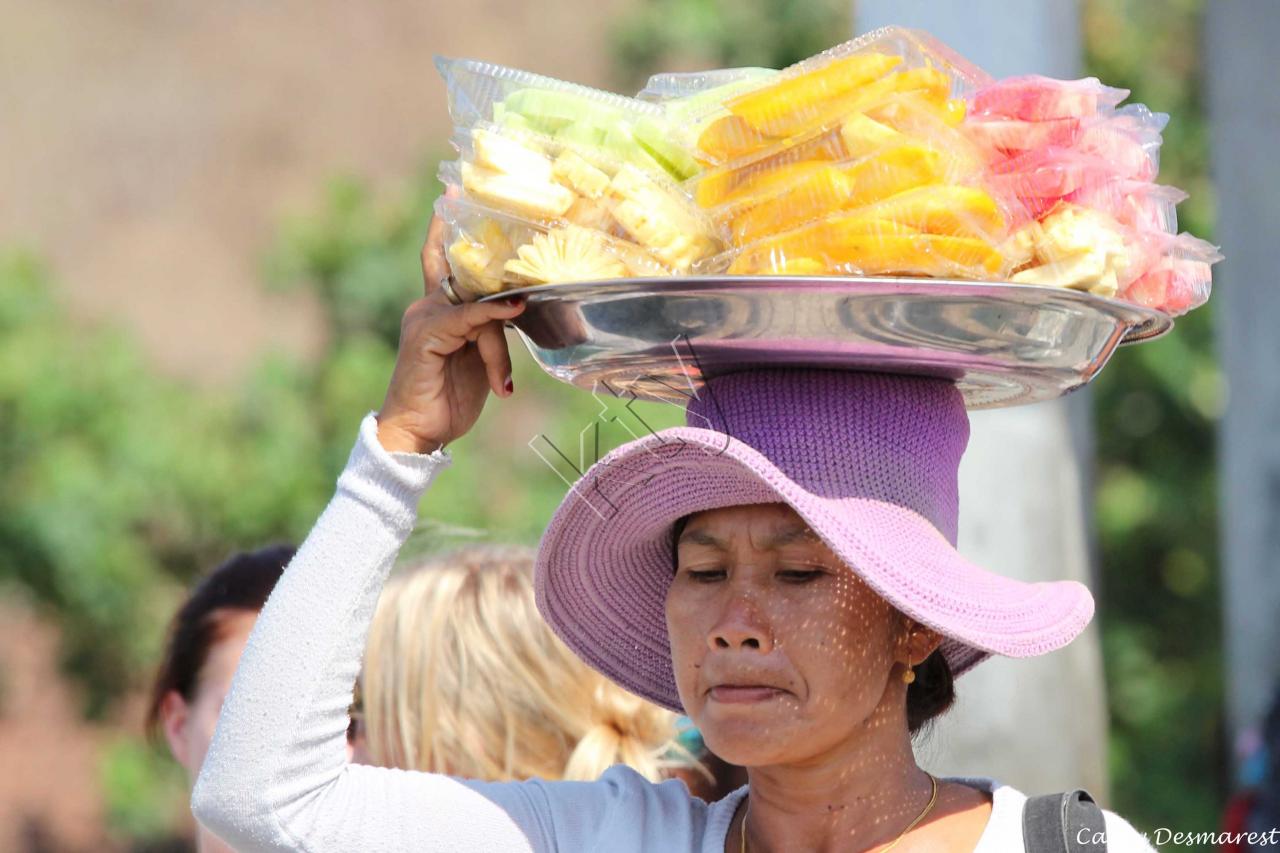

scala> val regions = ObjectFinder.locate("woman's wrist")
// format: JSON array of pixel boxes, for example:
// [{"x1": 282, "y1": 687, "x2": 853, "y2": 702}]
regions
[{"x1": 375, "y1": 414, "x2": 446, "y2": 456}]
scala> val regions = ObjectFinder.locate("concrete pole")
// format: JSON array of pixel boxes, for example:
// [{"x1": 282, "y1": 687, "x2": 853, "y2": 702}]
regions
[
  {"x1": 1205, "y1": 0, "x2": 1280, "y2": 767},
  {"x1": 855, "y1": 1, "x2": 1110, "y2": 797}
]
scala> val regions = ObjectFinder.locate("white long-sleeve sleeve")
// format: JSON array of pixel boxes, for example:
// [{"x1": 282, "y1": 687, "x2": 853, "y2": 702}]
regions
[{"x1": 190, "y1": 412, "x2": 729, "y2": 853}]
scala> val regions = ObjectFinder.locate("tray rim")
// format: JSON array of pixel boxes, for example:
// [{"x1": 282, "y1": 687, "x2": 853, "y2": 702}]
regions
[{"x1": 477, "y1": 274, "x2": 1175, "y2": 345}]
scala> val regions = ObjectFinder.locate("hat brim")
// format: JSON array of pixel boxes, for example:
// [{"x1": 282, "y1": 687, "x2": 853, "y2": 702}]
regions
[{"x1": 534, "y1": 427, "x2": 1095, "y2": 713}]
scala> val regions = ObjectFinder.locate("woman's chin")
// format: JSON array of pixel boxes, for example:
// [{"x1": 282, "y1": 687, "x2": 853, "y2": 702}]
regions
[{"x1": 697, "y1": 714, "x2": 801, "y2": 768}]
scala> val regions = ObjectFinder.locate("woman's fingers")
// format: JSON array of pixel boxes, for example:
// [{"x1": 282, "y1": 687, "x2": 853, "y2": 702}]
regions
[
  {"x1": 474, "y1": 320, "x2": 514, "y2": 398},
  {"x1": 412, "y1": 296, "x2": 526, "y2": 359},
  {"x1": 421, "y1": 186, "x2": 463, "y2": 296},
  {"x1": 421, "y1": 214, "x2": 450, "y2": 296}
]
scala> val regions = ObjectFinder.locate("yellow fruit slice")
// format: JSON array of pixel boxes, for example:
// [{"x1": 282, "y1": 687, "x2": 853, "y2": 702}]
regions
[
  {"x1": 726, "y1": 53, "x2": 902, "y2": 136},
  {"x1": 856, "y1": 185, "x2": 1007, "y2": 239},
  {"x1": 729, "y1": 224, "x2": 1002, "y2": 278},
  {"x1": 730, "y1": 164, "x2": 852, "y2": 243},
  {"x1": 723, "y1": 144, "x2": 948, "y2": 245},
  {"x1": 697, "y1": 114, "x2": 774, "y2": 163},
  {"x1": 699, "y1": 159, "x2": 829, "y2": 211},
  {"x1": 839, "y1": 113, "x2": 904, "y2": 159},
  {"x1": 842, "y1": 144, "x2": 946, "y2": 209},
  {"x1": 695, "y1": 130, "x2": 848, "y2": 208},
  {"x1": 757, "y1": 67, "x2": 954, "y2": 142}
]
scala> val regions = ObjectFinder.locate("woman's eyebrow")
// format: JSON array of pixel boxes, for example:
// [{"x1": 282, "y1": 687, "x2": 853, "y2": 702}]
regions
[{"x1": 677, "y1": 524, "x2": 817, "y2": 550}]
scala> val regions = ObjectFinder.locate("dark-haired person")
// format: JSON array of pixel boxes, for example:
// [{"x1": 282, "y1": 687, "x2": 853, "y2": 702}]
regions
[
  {"x1": 147, "y1": 545, "x2": 294, "y2": 853},
  {"x1": 192, "y1": 216, "x2": 1157, "y2": 850}
]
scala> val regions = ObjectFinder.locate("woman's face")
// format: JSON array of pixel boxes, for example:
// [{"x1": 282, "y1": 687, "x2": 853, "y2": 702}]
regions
[
  {"x1": 160, "y1": 609, "x2": 257, "y2": 786},
  {"x1": 666, "y1": 503, "x2": 930, "y2": 768}
]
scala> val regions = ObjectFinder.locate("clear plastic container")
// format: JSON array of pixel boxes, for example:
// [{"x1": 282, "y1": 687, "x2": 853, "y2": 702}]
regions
[
  {"x1": 435, "y1": 55, "x2": 700, "y2": 183},
  {"x1": 436, "y1": 195, "x2": 674, "y2": 299},
  {"x1": 691, "y1": 95, "x2": 1002, "y2": 244},
  {"x1": 1064, "y1": 180, "x2": 1185, "y2": 234},
  {"x1": 1119, "y1": 233, "x2": 1220, "y2": 317},
  {"x1": 988, "y1": 147, "x2": 1160, "y2": 221},
  {"x1": 441, "y1": 122, "x2": 727, "y2": 272},
  {"x1": 681, "y1": 26, "x2": 990, "y2": 167},
  {"x1": 1005, "y1": 203, "x2": 1217, "y2": 306},
  {"x1": 970, "y1": 75, "x2": 1130, "y2": 121},
  {"x1": 636, "y1": 67, "x2": 778, "y2": 102},
  {"x1": 723, "y1": 142, "x2": 1002, "y2": 245},
  {"x1": 714, "y1": 211, "x2": 1009, "y2": 280}
]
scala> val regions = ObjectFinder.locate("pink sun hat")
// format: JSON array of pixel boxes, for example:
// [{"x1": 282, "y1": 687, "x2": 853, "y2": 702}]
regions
[{"x1": 533, "y1": 368, "x2": 1095, "y2": 712}]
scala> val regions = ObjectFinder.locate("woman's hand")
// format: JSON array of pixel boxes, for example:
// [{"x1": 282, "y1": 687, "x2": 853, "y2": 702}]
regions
[{"x1": 375, "y1": 200, "x2": 526, "y2": 454}]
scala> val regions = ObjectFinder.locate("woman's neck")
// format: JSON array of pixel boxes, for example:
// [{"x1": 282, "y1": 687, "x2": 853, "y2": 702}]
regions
[{"x1": 737, "y1": 699, "x2": 935, "y2": 852}]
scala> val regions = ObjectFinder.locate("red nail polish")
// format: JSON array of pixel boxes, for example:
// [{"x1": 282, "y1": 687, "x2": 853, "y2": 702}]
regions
[
  {"x1": 504, "y1": 295, "x2": 526, "y2": 307},
  {"x1": 504, "y1": 376, "x2": 514, "y2": 395}
]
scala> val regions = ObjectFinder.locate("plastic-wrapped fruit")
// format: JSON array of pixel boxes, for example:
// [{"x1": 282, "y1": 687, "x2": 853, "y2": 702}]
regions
[
  {"x1": 971, "y1": 75, "x2": 1129, "y2": 121},
  {"x1": 727, "y1": 144, "x2": 950, "y2": 243},
  {"x1": 726, "y1": 215, "x2": 1004, "y2": 279},
  {"x1": 697, "y1": 66, "x2": 955, "y2": 164},
  {"x1": 725, "y1": 52, "x2": 903, "y2": 136},
  {"x1": 503, "y1": 226, "x2": 629, "y2": 285}
]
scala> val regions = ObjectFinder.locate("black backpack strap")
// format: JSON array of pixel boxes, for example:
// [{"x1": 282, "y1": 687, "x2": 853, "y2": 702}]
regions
[{"x1": 1022, "y1": 789, "x2": 1108, "y2": 852}]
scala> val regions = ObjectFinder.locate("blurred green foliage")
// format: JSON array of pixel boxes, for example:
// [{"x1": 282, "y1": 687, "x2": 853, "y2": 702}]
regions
[
  {"x1": 1084, "y1": 0, "x2": 1224, "y2": 841},
  {"x1": 99, "y1": 740, "x2": 188, "y2": 845},
  {"x1": 608, "y1": 0, "x2": 847, "y2": 89},
  {"x1": 0, "y1": 0, "x2": 1224, "y2": 846}
]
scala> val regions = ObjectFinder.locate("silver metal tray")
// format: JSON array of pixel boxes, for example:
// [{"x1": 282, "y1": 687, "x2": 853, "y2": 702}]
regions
[{"x1": 482, "y1": 275, "x2": 1172, "y2": 409}]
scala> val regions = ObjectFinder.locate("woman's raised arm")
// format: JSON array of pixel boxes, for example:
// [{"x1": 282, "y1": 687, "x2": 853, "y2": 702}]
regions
[{"x1": 190, "y1": 210, "x2": 542, "y2": 850}]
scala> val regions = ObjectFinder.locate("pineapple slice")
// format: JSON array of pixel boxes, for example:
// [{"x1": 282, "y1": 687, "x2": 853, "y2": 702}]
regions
[
  {"x1": 461, "y1": 162, "x2": 575, "y2": 221},
  {"x1": 447, "y1": 239, "x2": 505, "y2": 296},
  {"x1": 472, "y1": 128, "x2": 554, "y2": 183},
  {"x1": 503, "y1": 227, "x2": 628, "y2": 286},
  {"x1": 563, "y1": 197, "x2": 617, "y2": 233},
  {"x1": 607, "y1": 165, "x2": 717, "y2": 270},
  {"x1": 552, "y1": 150, "x2": 612, "y2": 199}
]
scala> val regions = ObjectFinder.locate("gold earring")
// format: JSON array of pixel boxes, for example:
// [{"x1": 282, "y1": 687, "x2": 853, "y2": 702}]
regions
[{"x1": 901, "y1": 628, "x2": 917, "y2": 684}]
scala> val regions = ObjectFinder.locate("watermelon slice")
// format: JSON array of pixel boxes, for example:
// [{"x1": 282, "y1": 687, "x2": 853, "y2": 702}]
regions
[
  {"x1": 964, "y1": 116, "x2": 1081, "y2": 155},
  {"x1": 971, "y1": 75, "x2": 1129, "y2": 121}
]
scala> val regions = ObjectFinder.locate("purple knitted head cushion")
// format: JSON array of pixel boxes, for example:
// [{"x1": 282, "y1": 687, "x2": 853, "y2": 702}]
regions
[{"x1": 533, "y1": 368, "x2": 1094, "y2": 713}]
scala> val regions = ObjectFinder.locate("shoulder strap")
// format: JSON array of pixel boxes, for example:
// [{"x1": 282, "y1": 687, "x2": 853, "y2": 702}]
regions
[{"x1": 1022, "y1": 789, "x2": 1108, "y2": 853}]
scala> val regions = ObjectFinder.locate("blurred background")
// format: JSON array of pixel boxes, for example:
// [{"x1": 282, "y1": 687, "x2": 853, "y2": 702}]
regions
[{"x1": 0, "y1": 0, "x2": 1259, "y2": 850}]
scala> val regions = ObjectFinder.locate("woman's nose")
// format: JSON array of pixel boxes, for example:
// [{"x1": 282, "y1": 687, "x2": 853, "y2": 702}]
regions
[{"x1": 708, "y1": 594, "x2": 773, "y2": 653}]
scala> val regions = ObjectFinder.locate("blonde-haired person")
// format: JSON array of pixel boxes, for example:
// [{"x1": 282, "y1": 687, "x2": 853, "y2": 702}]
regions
[{"x1": 353, "y1": 544, "x2": 693, "y2": 784}]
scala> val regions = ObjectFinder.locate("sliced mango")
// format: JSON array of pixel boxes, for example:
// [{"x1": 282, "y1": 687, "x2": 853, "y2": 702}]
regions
[
  {"x1": 695, "y1": 129, "x2": 850, "y2": 208},
  {"x1": 730, "y1": 165, "x2": 854, "y2": 243},
  {"x1": 731, "y1": 231, "x2": 1004, "y2": 277},
  {"x1": 721, "y1": 144, "x2": 949, "y2": 244},
  {"x1": 839, "y1": 113, "x2": 904, "y2": 159},
  {"x1": 855, "y1": 185, "x2": 1007, "y2": 239},
  {"x1": 726, "y1": 53, "x2": 902, "y2": 136},
  {"x1": 696, "y1": 114, "x2": 773, "y2": 164},
  {"x1": 843, "y1": 144, "x2": 946, "y2": 208}
]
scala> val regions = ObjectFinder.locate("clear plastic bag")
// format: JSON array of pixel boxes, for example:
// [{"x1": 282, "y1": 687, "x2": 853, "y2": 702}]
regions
[
  {"x1": 681, "y1": 26, "x2": 990, "y2": 167},
  {"x1": 435, "y1": 56, "x2": 700, "y2": 183},
  {"x1": 436, "y1": 195, "x2": 674, "y2": 299},
  {"x1": 691, "y1": 92, "x2": 1008, "y2": 243},
  {"x1": 1119, "y1": 233, "x2": 1220, "y2": 316},
  {"x1": 441, "y1": 122, "x2": 726, "y2": 272},
  {"x1": 636, "y1": 67, "x2": 778, "y2": 102},
  {"x1": 1004, "y1": 200, "x2": 1219, "y2": 311},
  {"x1": 713, "y1": 206, "x2": 1009, "y2": 280},
  {"x1": 970, "y1": 75, "x2": 1129, "y2": 121},
  {"x1": 1064, "y1": 180, "x2": 1185, "y2": 233},
  {"x1": 988, "y1": 147, "x2": 1160, "y2": 221}
]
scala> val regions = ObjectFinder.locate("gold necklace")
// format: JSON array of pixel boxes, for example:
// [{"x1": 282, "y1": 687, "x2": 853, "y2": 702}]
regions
[{"x1": 738, "y1": 772, "x2": 938, "y2": 853}]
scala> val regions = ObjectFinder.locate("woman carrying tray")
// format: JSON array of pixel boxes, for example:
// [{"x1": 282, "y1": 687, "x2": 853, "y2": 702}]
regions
[{"x1": 192, "y1": 214, "x2": 1156, "y2": 852}]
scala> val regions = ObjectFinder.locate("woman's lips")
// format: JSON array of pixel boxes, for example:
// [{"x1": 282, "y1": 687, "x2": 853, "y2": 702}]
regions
[{"x1": 708, "y1": 685, "x2": 786, "y2": 704}]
